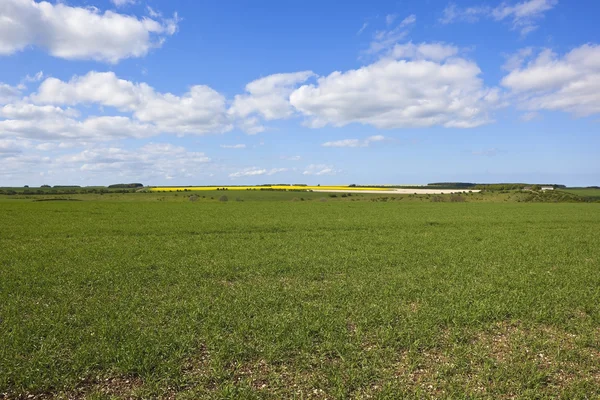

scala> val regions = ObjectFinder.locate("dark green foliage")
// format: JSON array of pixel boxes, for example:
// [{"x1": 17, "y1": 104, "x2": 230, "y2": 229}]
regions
[{"x1": 108, "y1": 183, "x2": 144, "y2": 188}]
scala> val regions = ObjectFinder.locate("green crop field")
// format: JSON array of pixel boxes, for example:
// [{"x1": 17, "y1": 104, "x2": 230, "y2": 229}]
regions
[
  {"x1": 559, "y1": 188, "x2": 600, "y2": 199},
  {"x1": 1, "y1": 192, "x2": 599, "y2": 399}
]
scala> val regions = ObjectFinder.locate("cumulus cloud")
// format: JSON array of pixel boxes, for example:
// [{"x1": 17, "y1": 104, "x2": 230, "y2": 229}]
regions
[
  {"x1": 229, "y1": 71, "x2": 314, "y2": 132},
  {"x1": 440, "y1": 0, "x2": 557, "y2": 35},
  {"x1": 220, "y1": 144, "x2": 246, "y2": 149},
  {"x1": 290, "y1": 43, "x2": 499, "y2": 129},
  {"x1": 0, "y1": 83, "x2": 21, "y2": 104},
  {"x1": 0, "y1": 139, "x2": 25, "y2": 154},
  {"x1": 322, "y1": 135, "x2": 386, "y2": 148},
  {"x1": 501, "y1": 44, "x2": 600, "y2": 117},
  {"x1": 29, "y1": 71, "x2": 231, "y2": 137},
  {"x1": 302, "y1": 164, "x2": 338, "y2": 176},
  {"x1": 0, "y1": 0, "x2": 178, "y2": 63},
  {"x1": 0, "y1": 113, "x2": 158, "y2": 141},
  {"x1": 228, "y1": 167, "x2": 288, "y2": 178}
]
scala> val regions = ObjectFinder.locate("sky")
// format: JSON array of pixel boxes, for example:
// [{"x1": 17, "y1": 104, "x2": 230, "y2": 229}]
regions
[{"x1": 0, "y1": 0, "x2": 599, "y2": 187}]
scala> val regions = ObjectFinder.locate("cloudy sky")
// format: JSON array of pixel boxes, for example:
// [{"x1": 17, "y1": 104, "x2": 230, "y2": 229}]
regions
[{"x1": 0, "y1": 0, "x2": 598, "y2": 186}]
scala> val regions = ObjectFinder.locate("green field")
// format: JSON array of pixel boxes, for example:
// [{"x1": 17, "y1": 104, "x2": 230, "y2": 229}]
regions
[
  {"x1": 1, "y1": 192, "x2": 599, "y2": 399},
  {"x1": 559, "y1": 188, "x2": 600, "y2": 199}
]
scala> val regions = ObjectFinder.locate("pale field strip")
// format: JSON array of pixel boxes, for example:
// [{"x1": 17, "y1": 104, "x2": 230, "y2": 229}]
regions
[{"x1": 312, "y1": 189, "x2": 481, "y2": 194}]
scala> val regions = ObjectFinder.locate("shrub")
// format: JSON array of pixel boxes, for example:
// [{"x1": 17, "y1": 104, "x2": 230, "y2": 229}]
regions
[
  {"x1": 219, "y1": 195, "x2": 228, "y2": 202},
  {"x1": 450, "y1": 195, "x2": 466, "y2": 202}
]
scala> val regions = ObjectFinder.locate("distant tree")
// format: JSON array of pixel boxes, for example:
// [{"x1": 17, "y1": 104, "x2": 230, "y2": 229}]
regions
[{"x1": 108, "y1": 183, "x2": 143, "y2": 188}]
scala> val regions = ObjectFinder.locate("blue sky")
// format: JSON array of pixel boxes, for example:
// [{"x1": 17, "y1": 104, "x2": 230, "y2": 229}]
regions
[{"x1": 0, "y1": 0, "x2": 598, "y2": 186}]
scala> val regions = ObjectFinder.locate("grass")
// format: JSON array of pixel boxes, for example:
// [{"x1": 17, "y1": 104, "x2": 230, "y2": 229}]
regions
[{"x1": 1, "y1": 193, "x2": 599, "y2": 399}]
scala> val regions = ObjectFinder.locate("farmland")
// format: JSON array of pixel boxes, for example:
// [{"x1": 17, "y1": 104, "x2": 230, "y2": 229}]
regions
[
  {"x1": 149, "y1": 185, "x2": 392, "y2": 192},
  {"x1": 559, "y1": 188, "x2": 600, "y2": 199},
  {"x1": 1, "y1": 192, "x2": 599, "y2": 399}
]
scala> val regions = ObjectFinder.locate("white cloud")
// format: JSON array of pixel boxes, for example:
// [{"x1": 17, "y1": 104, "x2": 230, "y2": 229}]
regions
[
  {"x1": 520, "y1": 111, "x2": 539, "y2": 121},
  {"x1": 441, "y1": 0, "x2": 557, "y2": 35},
  {"x1": 0, "y1": 139, "x2": 26, "y2": 154},
  {"x1": 390, "y1": 42, "x2": 459, "y2": 61},
  {"x1": 440, "y1": 3, "x2": 490, "y2": 24},
  {"x1": 267, "y1": 168, "x2": 288, "y2": 175},
  {"x1": 302, "y1": 164, "x2": 338, "y2": 176},
  {"x1": 322, "y1": 139, "x2": 363, "y2": 148},
  {"x1": 220, "y1": 144, "x2": 246, "y2": 149},
  {"x1": 322, "y1": 135, "x2": 387, "y2": 148},
  {"x1": 0, "y1": 103, "x2": 79, "y2": 120},
  {"x1": 357, "y1": 22, "x2": 369, "y2": 35},
  {"x1": 69, "y1": 144, "x2": 210, "y2": 174},
  {"x1": 290, "y1": 44, "x2": 498, "y2": 129},
  {"x1": 386, "y1": 14, "x2": 397, "y2": 25},
  {"x1": 503, "y1": 47, "x2": 534, "y2": 71},
  {"x1": 229, "y1": 71, "x2": 314, "y2": 132},
  {"x1": 0, "y1": 0, "x2": 178, "y2": 63},
  {"x1": 23, "y1": 71, "x2": 44, "y2": 83},
  {"x1": 228, "y1": 167, "x2": 288, "y2": 179},
  {"x1": 0, "y1": 142, "x2": 211, "y2": 184},
  {"x1": 0, "y1": 113, "x2": 158, "y2": 141},
  {"x1": 281, "y1": 155, "x2": 302, "y2": 161},
  {"x1": 492, "y1": 0, "x2": 557, "y2": 34},
  {"x1": 30, "y1": 71, "x2": 231, "y2": 137},
  {"x1": 368, "y1": 15, "x2": 416, "y2": 55},
  {"x1": 501, "y1": 44, "x2": 600, "y2": 117},
  {"x1": 111, "y1": 0, "x2": 137, "y2": 7},
  {"x1": 399, "y1": 14, "x2": 417, "y2": 27},
  {"x1": 0, "y1": 83, "x2": 21, "y2": 104}
]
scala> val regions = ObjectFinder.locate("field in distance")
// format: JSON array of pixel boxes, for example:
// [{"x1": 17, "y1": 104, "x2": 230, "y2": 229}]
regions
[
  {"x1": 150, "y1": 185, "x2": 481, "y2": 194},
  {"x1": 150, "y1": 185, "x2": 392, "y2": 191},
  {"x1": 1, "y1": 193, "x2": 599, "y2": 398}
]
